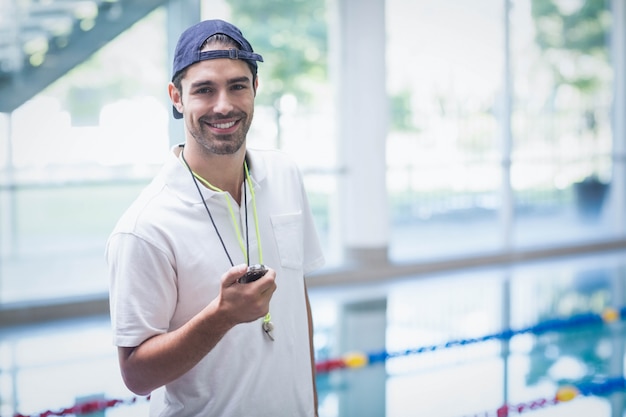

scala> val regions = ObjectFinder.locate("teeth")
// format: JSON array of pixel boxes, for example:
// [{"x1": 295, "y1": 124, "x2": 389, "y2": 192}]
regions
[{"x1": 211, "y1": 121, "x2": 236, "y2": 129}]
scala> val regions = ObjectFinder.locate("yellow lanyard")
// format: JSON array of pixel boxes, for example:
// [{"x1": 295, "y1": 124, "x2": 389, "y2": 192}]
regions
[
  {"x1": 179, "y1": 150, "x2": 263, "y2": 265},
  {"x1": 179, "y1": 151, "x2": 272, "y2": 330},
  {"x1": 190, "y1": 162, "x2": 263, "y2": 265}
]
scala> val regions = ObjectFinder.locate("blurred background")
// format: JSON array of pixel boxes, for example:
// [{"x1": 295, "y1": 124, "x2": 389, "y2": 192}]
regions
[{"x1": 1, "y1": 0, "x2": 626, "y2": 416}]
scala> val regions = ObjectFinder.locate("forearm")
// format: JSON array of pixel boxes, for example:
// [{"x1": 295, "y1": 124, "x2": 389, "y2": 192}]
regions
[
  {"x1": 119, "y1": 300, "x2": 235, "y2": 395},
  {"x1": 116, "y1": 264, "x2": 276, "y2": 396}
]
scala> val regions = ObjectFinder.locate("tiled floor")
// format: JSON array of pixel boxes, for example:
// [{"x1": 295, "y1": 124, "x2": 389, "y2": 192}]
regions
[{"x1": 1, "y1": 248, "x2": 625, "y2": 416}]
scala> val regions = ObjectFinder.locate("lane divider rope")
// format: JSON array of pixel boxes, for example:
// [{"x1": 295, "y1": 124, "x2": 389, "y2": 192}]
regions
[
  {"x1": 10, "y1": 307, "x2": 625, "y2": 417},
  {"x1": 315, "y1": 307, "x2": 623, "y2": 373}
]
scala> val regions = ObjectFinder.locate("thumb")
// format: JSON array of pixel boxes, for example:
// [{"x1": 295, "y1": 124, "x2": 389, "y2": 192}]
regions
[{"x1": 225, "y1": 264, "x2": 248, "y2": 286}]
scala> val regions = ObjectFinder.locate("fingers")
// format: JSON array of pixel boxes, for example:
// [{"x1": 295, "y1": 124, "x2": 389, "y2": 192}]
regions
[
  {"x1": 224, "y1": 264, "x2": 248, "y2": 287},
  {"x1": 258, "y1": 269, "x2": 277, "y2": 298},
  {"x1": 219, "y1": 265, "x2": 277, "y2": 322},
  {"x1": 223, "y1": 264, "x2": 276, "y2": 289}
]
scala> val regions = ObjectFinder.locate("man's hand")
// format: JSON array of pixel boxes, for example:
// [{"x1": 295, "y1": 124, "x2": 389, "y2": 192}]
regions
[
  {"x1": 118, "y1": 264, "x2": 277, "y2": 395},
  {"x1": 217, "y1": 263, "x2": 276, "y2": 325}
]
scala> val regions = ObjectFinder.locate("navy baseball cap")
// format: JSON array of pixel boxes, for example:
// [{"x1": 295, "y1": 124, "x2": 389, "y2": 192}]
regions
[{"x1": 171, "y1": 19, "x2": 264, "y2": 119}]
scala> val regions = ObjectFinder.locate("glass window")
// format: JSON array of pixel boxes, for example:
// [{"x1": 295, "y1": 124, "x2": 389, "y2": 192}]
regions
[
  {"x1": 0, "y1": 9, "x2": 168, "y2": 303},
  {"x1": 386, "y1": 0, "x2": 505, "y2": 261},
  {"x1": 510, "y1": 0, "x2": 615, "y2": 247},
  {"x1": 387, "y1": 0, "x2": 619, "y2": 262},
  {"x1": 1, "y1": 0, "x2": 624, "y2": 306}
]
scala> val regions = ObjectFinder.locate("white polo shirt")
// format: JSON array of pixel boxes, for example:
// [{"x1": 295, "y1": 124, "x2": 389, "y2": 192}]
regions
[{"x1": 107, "y1": 145, "x2": 325, "y2": 417}]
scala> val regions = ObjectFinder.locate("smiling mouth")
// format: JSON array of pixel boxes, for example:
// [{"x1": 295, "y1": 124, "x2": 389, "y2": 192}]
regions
[{"x1": 209, "y1": 120, "x2": 237, "y2": 129}]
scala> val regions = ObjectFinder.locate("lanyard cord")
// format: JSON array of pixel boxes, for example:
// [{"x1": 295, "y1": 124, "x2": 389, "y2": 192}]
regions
[
  {"x1": 179, "y1": 148, "x2": 271, "y2": 327},
  {"x1": 181, "y1": 150, "x2": 235, "y2": 266},
  {"x1": 244, "y1": 162, "x2": 263, "y2": 264},
  {"x1": 179, "y1": 149, "x2": 263, "y2": 265}
]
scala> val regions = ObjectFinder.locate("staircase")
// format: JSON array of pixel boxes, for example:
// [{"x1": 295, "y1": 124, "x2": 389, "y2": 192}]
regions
[{"x1": 0, "y1": 0, "x2": 168, "y2": 114}]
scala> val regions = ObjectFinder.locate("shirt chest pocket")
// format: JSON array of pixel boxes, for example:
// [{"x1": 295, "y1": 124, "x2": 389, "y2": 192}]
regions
[{"x1": 270, "y1": 211, "x2": 303, "y2": 270}]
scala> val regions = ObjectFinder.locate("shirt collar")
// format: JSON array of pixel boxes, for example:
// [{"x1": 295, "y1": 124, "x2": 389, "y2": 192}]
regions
[{"x1": 164, "y1": 144, "x2": 266, "y2": 204}]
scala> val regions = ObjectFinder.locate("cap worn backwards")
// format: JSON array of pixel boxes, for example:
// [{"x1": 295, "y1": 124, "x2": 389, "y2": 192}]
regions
[{"x1": 171, "y1": 19, "x2": 264, "y2": 119}]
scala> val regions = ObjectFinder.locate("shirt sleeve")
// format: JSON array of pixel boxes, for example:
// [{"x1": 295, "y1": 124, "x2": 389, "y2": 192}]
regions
[{"x1": 106, "y1": 232, "x2": 178, "y2": 347}]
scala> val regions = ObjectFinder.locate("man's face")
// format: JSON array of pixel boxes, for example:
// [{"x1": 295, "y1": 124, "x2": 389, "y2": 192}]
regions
[{"x1": 176, "y1": 57, "x2": 257, "y2": 156}]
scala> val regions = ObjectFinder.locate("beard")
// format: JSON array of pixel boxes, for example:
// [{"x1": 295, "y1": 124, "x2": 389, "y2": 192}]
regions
[{"x1": 187, "y1": 110, "x2": 254, "y2": 156}]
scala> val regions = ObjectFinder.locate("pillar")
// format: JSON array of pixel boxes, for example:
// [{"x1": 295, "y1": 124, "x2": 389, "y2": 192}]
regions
[{"x1": 331, "y1": 0, "x2": 389, "y2": 266}]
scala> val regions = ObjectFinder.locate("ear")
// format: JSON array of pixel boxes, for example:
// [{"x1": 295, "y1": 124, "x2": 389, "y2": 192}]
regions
[
  {"x1": 168, "y1": 82, "x2": 184, "y2": 114},
  {"x1": 253, "y1": 76, "x2": 259, "y2": 97}
]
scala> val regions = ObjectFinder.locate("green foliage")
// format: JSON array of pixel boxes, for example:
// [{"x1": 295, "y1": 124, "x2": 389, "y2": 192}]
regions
[
  {"x1": 390, "y1": 90, "x2": 415, "y2": 131},
  {"x1": 531, "y1": 0, "x2": 609, "y2": 52},
  {"x1": 227, "y1": 0, "x2": 328, "y2": 107},
  {"x1": 530, "y1": 0, "x2": 610, "y2": 93}
]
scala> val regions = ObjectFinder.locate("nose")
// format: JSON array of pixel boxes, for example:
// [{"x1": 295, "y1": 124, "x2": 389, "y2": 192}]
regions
[{"x1": 212, "y1": 90, "x2": 234, "y2": 115}]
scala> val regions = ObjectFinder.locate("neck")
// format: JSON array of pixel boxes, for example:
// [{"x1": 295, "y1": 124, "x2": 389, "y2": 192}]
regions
[{"x1": 180, "y1": 145, "x2": 246, "y2": 204}]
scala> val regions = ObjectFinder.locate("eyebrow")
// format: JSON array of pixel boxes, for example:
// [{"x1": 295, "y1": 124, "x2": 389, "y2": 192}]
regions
[{"x1": 189, "y1": 76, "x2": 252, "y2": 90}]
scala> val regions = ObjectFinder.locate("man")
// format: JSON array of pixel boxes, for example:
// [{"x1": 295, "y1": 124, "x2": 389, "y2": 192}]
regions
[{"x1": 106, "y1": 19, "x2": 325, "y2": 416}]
